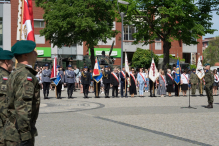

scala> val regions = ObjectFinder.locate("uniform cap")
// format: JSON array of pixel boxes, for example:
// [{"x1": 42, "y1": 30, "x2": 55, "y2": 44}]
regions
[
  {"x1": 105, "y1": 66, "x2": 108, "y2": 68},
  {"x1": 0, "y1": 47, "x2": 3, "y2": 51},
  {"x1": 44, "y1": 64, "x2": 49, "y2": 67},
  {"x1": 0, "y1": 50, "x2": 14, "y2": 60},
  {"x1": 90, "y1": 68, "x2": 93, "y2": 70},
  {"x1": 204, "y1": 63, "x2": 210, "y2": 67},
  {"x1": 57, "y1": 65, "x2": 61, "y2": 68},
  {"x1": 84, "y1": 66, "x2": 88, "y2": 68},
  {"x1": 192, "y1": 69, "x2": 196, "y2": 71},
  {"x1": 68, "y1": 65, "x2": 72, "y2": 67},
  {"x1": 11, "y1": 40, "x2": 36, "y2": 55}
]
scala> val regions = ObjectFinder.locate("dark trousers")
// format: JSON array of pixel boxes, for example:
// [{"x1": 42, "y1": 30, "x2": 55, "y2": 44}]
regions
[
  {"x1": 67, "y1": 83, "x2": 74, "y2": 96},
  {"x1": 112, "y1": 86, "x2": 118, "y2": 97},
  {"x1": 83, "y1": 84, "x2": 89, "y2": 96},
  {"x1": 150, "y1": 82, "x2": 155, "y2": 96},
  {"x1": 57, "y1": 83, "x2": 62, "y2": 95},
  {"x1": 43, "y1": 82, "x2": 50, "y2": 95},
  {"x1": 94, "y1": 82, "x2": 101, "y2": 97},
  {"x1": 175, "y1": 83, "x2": 179, "y2": 96},
  {"x1": 121, "y1": 82, "x2": 127, "y2": 97},
  {"x1": 104, "y1": 83, "x2": 110, "y2": 96}
]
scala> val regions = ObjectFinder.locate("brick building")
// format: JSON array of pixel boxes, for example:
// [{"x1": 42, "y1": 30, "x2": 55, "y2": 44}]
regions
[{"x1": 1, "y1": 1, "x2": 203, "y2": 68}]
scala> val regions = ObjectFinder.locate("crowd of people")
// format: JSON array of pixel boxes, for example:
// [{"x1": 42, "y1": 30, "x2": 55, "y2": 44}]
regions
[{"x1": 35, "y1": 64, "x2": 219, "y2": 101}]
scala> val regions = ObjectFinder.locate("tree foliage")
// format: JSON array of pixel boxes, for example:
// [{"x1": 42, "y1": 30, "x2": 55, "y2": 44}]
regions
[
  {"x1": 124, "y1": 0, "x2": 218, "y2": 71},
  {"x1": 203, "y1": 37, "x2": 219, "y2": 66},
  {"x1": 35, "y1": 0, "x2": 119, "y2": 68},
  {"x1": 132, "y1": 48, "x2": 159, "y2": 69}
]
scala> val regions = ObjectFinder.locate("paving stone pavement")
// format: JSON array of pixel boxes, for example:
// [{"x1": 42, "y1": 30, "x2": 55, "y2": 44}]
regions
[{"x1": 35, "y1": 88, "x2": 219, "y2": 146}]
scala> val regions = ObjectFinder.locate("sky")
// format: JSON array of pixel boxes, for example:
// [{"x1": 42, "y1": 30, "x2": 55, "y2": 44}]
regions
[{"x1": 203, "y1": 11, "x2": 219, "y2": 39}]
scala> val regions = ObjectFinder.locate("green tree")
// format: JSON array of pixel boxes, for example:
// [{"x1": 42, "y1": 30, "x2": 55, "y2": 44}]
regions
[
  {"x1": 203, "y1": 37, "x2": 219, "y2": 66},
  {"x1": 124, "y1": 0, "x2": 218, "y2": 71},
  {"x1": 132, "y1": 48, "x2": 159, "y2": 69},
  {"x1": 35, "y1": 0, "x2": 118, "y2": 68}
]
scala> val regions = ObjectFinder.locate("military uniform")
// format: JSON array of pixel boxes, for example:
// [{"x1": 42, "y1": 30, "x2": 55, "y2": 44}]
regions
[
  {"x1": 190, "y1": 72, "x2": 199, "y2": 95},
  {"x1": 41, "y1": 67, "x2": 51, "y2": 99},
  {"x1": 93, "y1": 81, "x2": 101, "y2": 98},
  {"x1": 65, "y1": 68, "x2": 75, "y2": 99},
  {"x1": 103, "y1": 69, "x2": 111, "y2": 98},
  {"x1": 204, "y1": 68, "x2": 214, "y2": 108},
  {"x1": 0, "y1": 49, "x2": 14, "y2": 145},
  {"x1": 81, "y1": 70, "x2": 91, "y2": 98},
  {"x1": 199, "y1": 78, "x2": 205, "y2": 96},
  {"x1": 57, "y1": 67, "x2": 64, "y2": 99},
  {"x1": 4, "y1": 41, "x2": 40, "y2": 146}
]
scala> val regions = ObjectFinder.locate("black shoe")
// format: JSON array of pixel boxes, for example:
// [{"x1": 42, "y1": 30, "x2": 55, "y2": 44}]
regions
[{"x1": 205, "y1": 104, "x2": 213, "y2": 108}]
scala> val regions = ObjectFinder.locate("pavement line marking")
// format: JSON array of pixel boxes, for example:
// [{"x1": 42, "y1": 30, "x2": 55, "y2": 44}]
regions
[{"x1": 95, "y1": 116, "x2": 211, "y2": 146}]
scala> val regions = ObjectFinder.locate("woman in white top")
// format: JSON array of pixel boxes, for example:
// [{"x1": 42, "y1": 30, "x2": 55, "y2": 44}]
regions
[
  {"x1": 181, "y1": 69, "x2": 189, "y2": 96},
  {"x1": 213, "y1": 69, "x2": 218, "y2": 96}
]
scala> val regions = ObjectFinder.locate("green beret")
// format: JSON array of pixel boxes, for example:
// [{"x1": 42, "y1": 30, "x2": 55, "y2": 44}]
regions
[
  {"x1": 12, "y1": 40, "x2": 36, "y2": 55},
  {"x1": 0, "y1": 50, "x2": 14, "y2": 60},
  {"x1": 204, "y1": 63, "x2": 210, "y2": 67},
  {"x1": 0, "y1": 47, "x2": 3, "y2": 51}
]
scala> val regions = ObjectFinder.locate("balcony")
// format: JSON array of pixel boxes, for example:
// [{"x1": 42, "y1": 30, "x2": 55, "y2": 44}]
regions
[{"x1": 0, "y1": 0, "x2": 10, "y2": 3}]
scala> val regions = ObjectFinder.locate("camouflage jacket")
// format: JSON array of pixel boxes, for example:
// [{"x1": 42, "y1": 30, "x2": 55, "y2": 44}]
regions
[
  {"x1": 0, "y1": 67, "x2": 10, "y2": 126},
  {"x1": 190, "y1": 73, "x2": 198, "y2": 84},
  {"x1": 4, "y1": 63, "x2": 40, "y2": 142},
  {"x1": 204, "y1": 70, "x2": 214, "y2": 88}
]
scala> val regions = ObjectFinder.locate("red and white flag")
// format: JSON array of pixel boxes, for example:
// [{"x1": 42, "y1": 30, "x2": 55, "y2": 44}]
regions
[
  {"x1": 17, "y1": 0, "x2": 34, "y2": 41},
  {"x1": 149, "y1": 58, "x2": 159, "y2": 82},
  {"x1": 50, "y1": 57, "x2": 58, "y2": 79},
  {"x1": 93, "y1": 58, "x2": 101, "y2": 76},
  {"x1": 125, "y1": 53, "x2": 129, "y2": 76}
]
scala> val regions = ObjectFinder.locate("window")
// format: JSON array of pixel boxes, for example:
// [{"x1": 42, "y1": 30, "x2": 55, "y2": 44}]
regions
[
  {"x1": 34, "y1": 20, "x2": 45, "y2": 28},
  {"x1": 124, "y1": 25, "x2": 135, "y2": 40},
  {"x1": 0, "y1": 17, "x2": 3, "y2": 46}
]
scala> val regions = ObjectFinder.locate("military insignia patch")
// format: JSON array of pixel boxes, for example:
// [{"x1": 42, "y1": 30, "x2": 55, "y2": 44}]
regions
[
  {"x1": 1, "y1": 85, "x2": 7, "y2": 91},
  {"x1": 27, "y1": 77, "x2": 32, "y2": 81},
  {"x1": 3, "y1": 77, "x2": 8, "y2": 80}
]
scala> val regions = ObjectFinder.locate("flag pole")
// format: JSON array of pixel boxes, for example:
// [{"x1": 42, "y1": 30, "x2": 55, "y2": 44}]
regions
[{"x1": 177, "y1": 54, "x2": 179, "y2": 96}]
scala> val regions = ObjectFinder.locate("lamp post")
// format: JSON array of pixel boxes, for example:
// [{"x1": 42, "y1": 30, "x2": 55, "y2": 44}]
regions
[{"x1": 117, "y1": 0, "x2": 129, "y2": 72}]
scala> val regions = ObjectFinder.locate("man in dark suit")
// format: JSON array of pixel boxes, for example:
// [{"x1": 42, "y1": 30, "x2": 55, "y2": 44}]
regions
[
  {"x1": 103, "y1": 66, "x2": 111, "y2": 98},
  {"x1": 111, "y1": 68, "x2": 119, "y2": 97},
  {"x1": 81, "y1": 66, "x2": 91, "y2": 98}
]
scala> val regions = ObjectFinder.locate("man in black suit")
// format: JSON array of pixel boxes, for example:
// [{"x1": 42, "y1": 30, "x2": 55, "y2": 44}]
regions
[
  {"x1": 110, "y1": 68, "x2": 119, "y2": 97},
  {"x1": 81, "y1": 66, "x2": 91, "y2": 98},
  {"x1": 103, "y1": 66, "x2": 111, "y2": 98}
]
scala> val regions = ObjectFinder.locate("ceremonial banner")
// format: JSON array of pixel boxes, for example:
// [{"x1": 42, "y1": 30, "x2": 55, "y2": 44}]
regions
[
  {"x1": 125, "y1": 53, "x2": 129, "y2": 76},
  {"x1": 174, "y1": 59, "x2": 180, "y2": 84},
  {"x1": 149, "y1": 58, "x2": 159, "y2": 82},
  {"x1": 196, "y1": 57, "x2": 205, "y2": 79},
  {"x1": 93, "y1": 58, "x2": 103, "y2": 83},
  {"x1": 50, "y1": 57, "x2": 61, "y2": 86}
]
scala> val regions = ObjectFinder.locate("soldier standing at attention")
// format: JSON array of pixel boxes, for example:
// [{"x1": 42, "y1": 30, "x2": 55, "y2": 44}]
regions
[
  {"x1": 64, "y1": 65, "x2": 75, "y2": 99},
  {"x1": 4, "y1": 40, "x2": 40, "y2": 146},
  {"x1": 204, "y1": 63, "x2": 214, "y2": 108},
  {"x1": 41, "y1": 64, "x2": 51, "y2": 99},
  {"x1": 56, "y1": 65, "x2": 64, "y2": 99},
  {"x1": 190, "y1": 69, "x2": 199, "y2": 96},
  {"x1": 103, "y1": 66, "x2": 111, "y2": 98},
  {"x1": 81, "y1": 66, "x2": 91, "y2": 98},
  {"x1": 0, "y1": 49, "x2": 14, "y2": 145}
]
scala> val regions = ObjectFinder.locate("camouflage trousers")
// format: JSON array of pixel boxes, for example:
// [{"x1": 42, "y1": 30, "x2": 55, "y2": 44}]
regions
[
  {"x1": 5, "y1": 138, "x2": 35, "y2": 146},
  {"x1": 0, "y1": 119, "x2": 4, "y2": 146},
  {"x1": 205, "y1": 86, "x2": 214, "y2": 104},
  {"x1": 191, "y1": 84, "x2": 197, "y2": 95}
]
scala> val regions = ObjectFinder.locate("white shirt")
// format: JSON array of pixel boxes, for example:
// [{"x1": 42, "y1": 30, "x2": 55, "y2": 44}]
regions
[
  {"x1": 181, "y1": 73, "x2": 189, "y2": 84},
  {"x1": 26, "y1": 64, "x2": 32, "y2": 68}
]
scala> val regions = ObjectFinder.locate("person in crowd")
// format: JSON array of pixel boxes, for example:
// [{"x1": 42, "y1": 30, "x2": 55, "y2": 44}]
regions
[
  {"x1": 36, "y1": 68, "x2": 40, "y2": 81},
  {"x1": 120, "y1": 66, "x2": 129, "y2": 97},
  {"x1": 149, "y1": 68, "x2": 156, "y2": 97},
  {"x1": 158, "y1": 70, "x2": 166, "y2": 97},
  {"x1": 130, "y1": 69, "x2": 137, "y2": 97},
  {"x1": 157, "y1": 69, "x2": 162, "y2": 95},
  {"x1": 145, "y1": 69, "x2": 149, "y2": 92},
  {"x1": 89, "y1": 68, "x2": 94, "y2": 93},
  {"x1": 74, "y1": 66, "x2": 80, "y2": 90},
  {"x1": 0, "y1": 49, "x2": 14, "y2": 145},
  {"x1": 5, "y1": 41, "x2": 40, "y2": 146},
  {"x1": 39, "y1": 68, "x2": 43, "y2": 89},
  {"x1": 41, "y1": 64, "x2": 51, "y2": 99},
  {"x1": 80, "y1": 68, "x2": 83, "y2": 93},
  {"x1": 137, "y1": 68, "x2": 146, "y2": 97},
  {"x1": 56, "y1": 65, "x2": 64, "y2": 99},
  {"x1": 181, "y1": 69, "x2": 189, "y2": 96},
  {"x1": 81, "y1": 66, "x2": 91, "y2": 98},
  {"x1": 64, "y1": 65, "x2": 75, "y2": 99},
  {"x1": 103, "y1": 66, "x2": 111, "y2": 98},
  {"x1": 111, "y1": 68, "x2": 119, "y2": 97},
  {"x1": 204, "y1": 63, "x2": 214, "y2": 108},
  {"x1": 166, "y1": 69, "x2": 174, "y2": 97},
  {"x1": 190, "y1": 69, "x2": 199, "y2": 96},
  {"x1": 213, "y1": 69, "x2": 218, "y2": 96},
  {"x1": 172, "y1": 67, "x2": 179, "y2": 96}
]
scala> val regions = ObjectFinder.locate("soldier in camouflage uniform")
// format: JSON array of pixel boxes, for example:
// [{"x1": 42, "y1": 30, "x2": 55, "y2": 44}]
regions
[
  {"x1": 0, "y1": 49, "x2": 14, "y2": 146},
  {"x1": 204, "y1": 63, "x2": 214, "y2": 108},
  {"x1": 4, "y1": 41, "x2": 40, "y2": 146},
  {"x1": 190, "y1": 69, "x2": 199, "y2": 96}
]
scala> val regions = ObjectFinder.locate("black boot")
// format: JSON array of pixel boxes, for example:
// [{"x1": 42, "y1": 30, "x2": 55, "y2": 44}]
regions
[{"x1": 44, "y1": 94, "x2": 46, "y2": 99}]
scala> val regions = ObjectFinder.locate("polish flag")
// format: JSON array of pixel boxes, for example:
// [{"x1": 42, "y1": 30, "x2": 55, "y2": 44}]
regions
[
  {"x1": 50, "y1": 57, "x2": 58, "y2": 79},
  {"x1": 93, "y1": 58, "x2": 100, "y2": 76},
  {"x1": 21, "y1": 0, "x2": 34, "y2": 41}
]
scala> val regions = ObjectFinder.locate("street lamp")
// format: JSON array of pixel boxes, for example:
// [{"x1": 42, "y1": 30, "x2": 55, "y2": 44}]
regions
[{"x1": 117, "y1": 0, "x2": 129, "y2": 72}]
